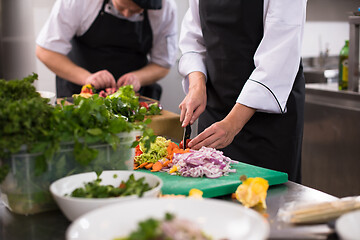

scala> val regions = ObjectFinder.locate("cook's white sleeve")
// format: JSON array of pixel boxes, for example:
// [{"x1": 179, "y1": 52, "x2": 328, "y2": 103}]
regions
[
  {"x1": 178, "y1": 0, "x2": 207, "y2": 94},
  {"x1": 149, "y1": 0, "x2": 178, "y2": 68},
  {"x1": 36, "y1": 0, "x2": 93, "y2": 55},
  {"x1": 237, "y1": 0, "x2": 307, "y2": 114}
]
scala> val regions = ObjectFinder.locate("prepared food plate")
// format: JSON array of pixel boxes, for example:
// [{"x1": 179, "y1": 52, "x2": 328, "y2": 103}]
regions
[
  {"x1": 336, "y1": 210, "x2": 360, "y2": 240},
  {"x1": 66, "y1": 198, "x2": 269, "y2": 240}
]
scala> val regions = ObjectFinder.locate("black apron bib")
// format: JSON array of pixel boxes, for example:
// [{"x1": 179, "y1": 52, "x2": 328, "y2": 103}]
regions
[
  {"x1": 199, "y1": 0, "x2": 304, "y2": 182},
  {"x1": 56, "y1": 0, "x2": 162, "y2": 100}
]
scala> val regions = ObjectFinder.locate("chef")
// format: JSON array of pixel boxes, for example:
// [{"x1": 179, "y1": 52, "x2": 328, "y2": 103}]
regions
[
  {"x1": 178, "y1": 0, "x2": 307, "y2": 182},
  {"x1": 36, "y1": 0, "x2": 177, "y2": 100}
]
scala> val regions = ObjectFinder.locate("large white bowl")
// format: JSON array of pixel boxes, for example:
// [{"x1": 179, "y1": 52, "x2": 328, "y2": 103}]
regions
[
  {"x1": 66, "y1": 198, "x2": 269, "y2": 240},
  {"x1": 50, "y1": 170, "x2": 162, "y2": 221}
]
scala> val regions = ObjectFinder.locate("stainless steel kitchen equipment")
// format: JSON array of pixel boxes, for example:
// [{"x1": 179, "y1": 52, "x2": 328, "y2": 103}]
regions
[
  {"x1": 348, "y1": 15, "x2": 360, "y2": 92},
  {"x1": 302, "y1": 83, "x2": 360, "y2": 198}
]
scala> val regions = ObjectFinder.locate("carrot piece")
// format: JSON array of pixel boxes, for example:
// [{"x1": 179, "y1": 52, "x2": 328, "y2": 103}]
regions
[
  {"x1": 166, "y1": 141, "x2": 180, "y2": 160},
  {"x1": 162, "y1": 160, "x2": 171, "y2": 168},
  {"x1": 167, "y1": 143, "x2": 174, "y2": 157},
  {"x1": 151, "y1": 161, "x2": 163, "y2": 172},
  {"x1": 145, "y1": 162, "x2": 154, "y2": 169},
  {"x1": 171, "y1": 142, "x2": 179, "y2": 149},
  {"x1": 138, "y1": 162, "x2": 149, "y2": 168},
  {"x1": 173, "y1": 148, "x2": 190, "y2": 154}
]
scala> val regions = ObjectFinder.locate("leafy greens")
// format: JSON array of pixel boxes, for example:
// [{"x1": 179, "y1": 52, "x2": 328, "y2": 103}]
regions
[{"x1": 0, "y1": 74, "x2": 157, "y2": 183}]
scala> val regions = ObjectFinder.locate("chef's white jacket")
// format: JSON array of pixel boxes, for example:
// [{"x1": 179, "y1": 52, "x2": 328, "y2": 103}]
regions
[
  {"x1": 179, "y1": 0, "x2": 307, "y2": 114},
  {"x1": 36, "y1": 0, "x2": 178, "y2": 69}
]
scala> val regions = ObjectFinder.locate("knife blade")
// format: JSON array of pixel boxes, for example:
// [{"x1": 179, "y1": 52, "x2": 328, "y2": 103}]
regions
[{"x1": 182, "y1": 125, "x2": 192, "y2": 150}]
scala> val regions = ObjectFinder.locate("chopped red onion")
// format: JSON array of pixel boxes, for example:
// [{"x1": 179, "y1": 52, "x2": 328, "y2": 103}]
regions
[{"x1": 168, "y1": 146, "x2": 237, "y2": 178}]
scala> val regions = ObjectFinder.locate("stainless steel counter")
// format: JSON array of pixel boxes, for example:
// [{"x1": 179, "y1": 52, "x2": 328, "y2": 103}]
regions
[
  {"x1": 302, "y1": 83, "x2": 360, "y2": 198},
  {"x1": 0, "y1": 181, "x2": 339, "y2": 240}
]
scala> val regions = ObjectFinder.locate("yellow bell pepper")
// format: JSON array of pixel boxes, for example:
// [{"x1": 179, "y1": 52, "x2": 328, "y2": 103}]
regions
[
  {"x1": 169, "y1": 165, "x2": 178, "y2": 174},
  {"x1": 189, "y1": 188, "x2": 203, "y2": 199},
  {"x1": 235, "y1": 176, "x2": 269, "y2": 208}
]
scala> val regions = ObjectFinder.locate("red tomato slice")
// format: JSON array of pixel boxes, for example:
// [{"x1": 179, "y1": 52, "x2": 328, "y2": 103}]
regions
[
  {"x1": 135, "y1": 144, "x2": 143, "y2": 156},
  {"x1": 179, "y1": 139, "x2": 191, "y2": 149}
]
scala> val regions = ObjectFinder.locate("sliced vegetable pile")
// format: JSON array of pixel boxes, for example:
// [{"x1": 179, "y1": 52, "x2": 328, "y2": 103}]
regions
[
  {"x1": 134, "y1": 136, "x2": 237, "y2": 178},
  {"x1": 133, "y1": 136, "x2": 189, "y2": 172},
  {"x1": 67, "y1": 173, "x2": 154, "y2": 198}
]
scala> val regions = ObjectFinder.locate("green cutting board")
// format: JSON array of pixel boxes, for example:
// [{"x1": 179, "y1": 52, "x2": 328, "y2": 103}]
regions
[{"x1": 139, "y1": 162, "x2": 288, "y2": 198}]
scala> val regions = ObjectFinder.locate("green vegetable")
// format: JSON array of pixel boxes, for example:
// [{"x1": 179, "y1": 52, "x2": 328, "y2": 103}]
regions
[
  {"x1": 0, "y1": 73, "x2": 42, "y2": 101},
  {"x1": 134, "y1": 136, "x2": 169, "y2": 164},
  {"x1": 105, "y1": 85, "x2": 146, "y2": 122},
  {"x1": 114, "y1": 212, "x2": 212, "y2": 240},
  {"x1": 0, "y1": 74, "x2": 156, "y2": 183},
  {"x1": 68, "y1": 173, "x2": 154, "y2": 198},
  {"x1": 114, "y1": 213, "x2": 174, "y2": 240},
  {"x1": 0, "y1": 73, "x2": 55, "y2": 175},
  {"x1": 147, "y1": 102, "x2": 162, "y2": 115},
  {"x1": 0, "y1": 74, "x2": 161, "y2": 214}
]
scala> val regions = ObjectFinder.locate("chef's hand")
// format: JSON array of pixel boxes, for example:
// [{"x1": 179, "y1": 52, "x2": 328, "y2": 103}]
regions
[
  {"x1": 117, "y1": 73, "x2": 141, "y2": 92},
  {"x1": 188, "y1": 120, "x2": 235, "y2": 149},
  {"x1": 188, "y1": 103, "x2": 256, "y2": 150},
  {"x1": 179, "y1": 72, "x2": 207, "y2": 127},
  {"x1": 85, "y1": 70, "x2": 116, "y2": 89}
]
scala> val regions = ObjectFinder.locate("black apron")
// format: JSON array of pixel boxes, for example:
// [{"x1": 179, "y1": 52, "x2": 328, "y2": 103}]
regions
[
  {"x1": 198, "y1": 0, "x2": 305, "y2": 183},
  {"x1": 56, "y1": 0, "x2": 162, "y2": 100}
]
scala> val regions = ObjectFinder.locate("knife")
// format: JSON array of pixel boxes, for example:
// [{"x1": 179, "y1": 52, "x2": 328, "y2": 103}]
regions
[{"x1": 182, "y1": 125, "x2": 192, "y2": 150}]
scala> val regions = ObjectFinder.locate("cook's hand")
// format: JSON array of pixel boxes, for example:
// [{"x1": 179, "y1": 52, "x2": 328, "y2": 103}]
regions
[
  {"x1": 85, "y1": 70, "x2": 116, "y2": 89},
  {"x1": 117, "y1": 73, "x2": 141, "y2": 92},
  {"x1": 179, "y1": 72, "x2": 207, "y2": 127},
  {"x1": 188, "y1": 120, "x2": 236, "y2": 150},
  {"x1": 188, "y1": 103, "x2": 256, "y2": 150}
]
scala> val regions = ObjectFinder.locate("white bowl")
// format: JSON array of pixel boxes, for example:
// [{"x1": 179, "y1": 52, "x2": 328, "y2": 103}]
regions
[
  {"x1": 37, "y1": 90, "x2": 56, "y2": 106},
  {"x1": 50, "y1": 170, "x2": 163, "y2": 221},
  {"x1": 336, "y1": 210, "x2": 360, "y2": 240},
  {"x1": 66, "y1": 198, "x2": 270, "y2": 240}
]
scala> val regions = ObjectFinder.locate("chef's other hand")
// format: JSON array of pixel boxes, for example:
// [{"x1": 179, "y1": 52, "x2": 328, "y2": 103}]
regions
[
  {"x1": 188, "y1": 120, "x2": 236, "y2": 150},
  {"x1": 179, "y1": 72, "x2": 207, "y2": 127},
  {"x1": 188, "y1": 103, "x2": 256, "y2": 150},
  {"x1": 117, "y1": 72, "x2": 141, "y2": 92},
  {"x1": 85, "y1": 70, "x2": 116, "y2": 89}
]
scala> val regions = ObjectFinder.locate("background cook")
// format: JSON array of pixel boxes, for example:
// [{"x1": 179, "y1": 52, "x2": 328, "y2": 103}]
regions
[{"x1": 36, "y1": 0, "x2": 178, "y2": 100}]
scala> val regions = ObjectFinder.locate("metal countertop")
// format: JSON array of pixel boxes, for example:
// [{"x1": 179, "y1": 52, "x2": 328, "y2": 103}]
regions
[{"x1": 0, "y1": 181, "x2": 339, "y2": 240}]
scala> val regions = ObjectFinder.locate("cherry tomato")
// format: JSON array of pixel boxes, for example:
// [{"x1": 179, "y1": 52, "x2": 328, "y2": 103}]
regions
[
  {"x1": 139, "y1": 102, "x2": 149, "y2": 110},
  {"x1": 179, "y1": 139, "x2": 191, "y2": 149},
  {"x1": 99, "y1": 90, "x2": 107, "y2": 98}
]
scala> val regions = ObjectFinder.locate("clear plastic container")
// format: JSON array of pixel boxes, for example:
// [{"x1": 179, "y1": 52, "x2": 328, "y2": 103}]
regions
[{"x1": 0, "y1": 131, "x2": 137, "y2": 215}]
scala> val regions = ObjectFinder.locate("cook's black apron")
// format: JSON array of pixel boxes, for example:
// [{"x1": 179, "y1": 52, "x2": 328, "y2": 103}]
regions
[
  {"x1": 199, "y1": 0, "x2": 305, "y2": 183},
  {"x1": 56, "y1": 0, "x2": 162, "y2": 100}
]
